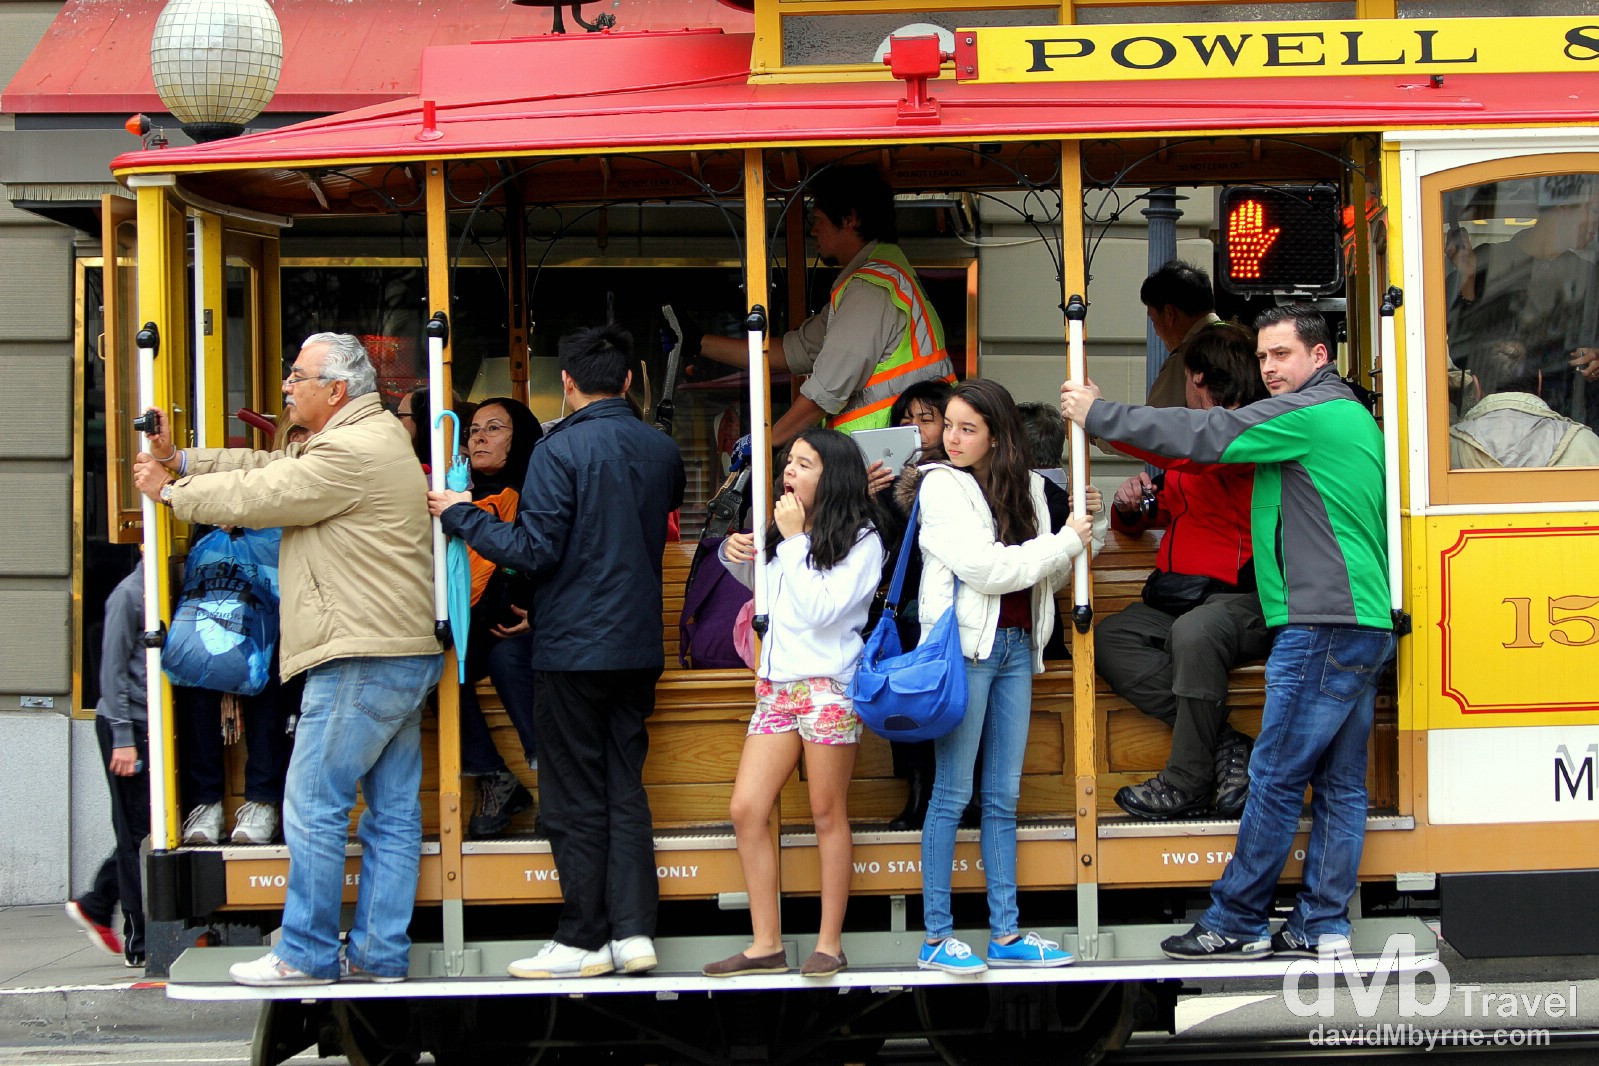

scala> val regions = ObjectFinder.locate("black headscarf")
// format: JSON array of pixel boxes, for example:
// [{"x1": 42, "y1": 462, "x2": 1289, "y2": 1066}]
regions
[{"x1": 468, "y1": 396, "x2": 541, "y2": 498}]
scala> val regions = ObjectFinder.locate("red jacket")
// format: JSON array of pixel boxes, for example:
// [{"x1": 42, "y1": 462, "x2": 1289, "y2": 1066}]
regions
[{"x1": 1111, "y1": 444, "x2": 1255, "y2": 587}]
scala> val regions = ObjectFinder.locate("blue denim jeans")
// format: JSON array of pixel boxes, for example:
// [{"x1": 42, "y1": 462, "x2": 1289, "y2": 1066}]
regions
[
  {"x1": 922, "y1": 628, "x2": 1034, "y2": 941},
  {"x1": 1202, "y1": 624, "x2": 1394, "y2": 942},
  {"x1": 277, "y1": 653, "x2": 442, "y2": 979}
]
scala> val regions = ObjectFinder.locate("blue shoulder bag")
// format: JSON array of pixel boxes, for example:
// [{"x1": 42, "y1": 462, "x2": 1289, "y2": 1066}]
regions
[{"x1": 849, "y1": 496, "x2": 968, "y2": 742}]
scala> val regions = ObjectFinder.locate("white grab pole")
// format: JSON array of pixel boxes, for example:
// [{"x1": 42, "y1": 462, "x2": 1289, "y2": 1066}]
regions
[
  {"x1": 746, "y1": 306, "x2": 770, "y2": 627},
  {"x1": 426, "y1": 314, "x2": 449, "y2": 636},
  {"x1": 1066, "y1": 295, "x2": 1091, "y2": 615},
  {"x1": 1379, "y1": 290, "x2": 1405, "y2": 621},
  {"x1": 136, "y1": 323, "x2": 172, "y2": 849}
]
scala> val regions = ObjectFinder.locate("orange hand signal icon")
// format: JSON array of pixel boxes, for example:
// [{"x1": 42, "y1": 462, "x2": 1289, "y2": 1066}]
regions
[{"x1": 1228, "y1": 198, "x2": 1280, "y2": 281}]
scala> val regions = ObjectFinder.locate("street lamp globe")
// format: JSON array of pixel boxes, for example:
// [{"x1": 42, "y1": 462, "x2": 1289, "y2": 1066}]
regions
[{"x1": 150, "y1": 0, "x2": 282, "y2": 143}]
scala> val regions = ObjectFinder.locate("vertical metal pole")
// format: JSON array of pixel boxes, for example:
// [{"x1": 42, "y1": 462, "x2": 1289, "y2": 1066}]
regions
[
  {"x1": 1062, "y1": 142, "x2": 1102, "y2": 960},
  {"x1": 426, "y1": 162, "x2": 467, "y2": 975},
  {"x1": 136, "y1": 323, "x2": 171, "y2": 852},
  {"x1": 1379, "y1": 288, "x2": 1406, "y2": 626},
  {"x1": 1141, "y1": 187, "x2": 1182, "y2": 399}
]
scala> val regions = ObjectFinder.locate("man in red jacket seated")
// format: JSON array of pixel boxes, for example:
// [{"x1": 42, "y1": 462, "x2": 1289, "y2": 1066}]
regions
[{"x1": 1096, "y1": 323, "x2": 1270, "y2": 820}]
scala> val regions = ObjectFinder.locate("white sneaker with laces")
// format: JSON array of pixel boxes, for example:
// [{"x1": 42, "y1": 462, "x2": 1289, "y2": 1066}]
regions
[
  {"x1": 229, "y1": 952, "x2": 333, "y2": 987},
  {"x1": 610, "y1": 935, "x2": 658, "y2": 974},
  {"x1": 182, "y1": 802, "x2": 223, "y2": 845},
  {"x1": 340, "y1": 954, "x2": 406, "y2": 984},
  {"x1": 231, "y1": 802, "x2": 279, "y2": 844},
  {"x1": 508, "y1": 940, "x2": 615, "y2": 979}
]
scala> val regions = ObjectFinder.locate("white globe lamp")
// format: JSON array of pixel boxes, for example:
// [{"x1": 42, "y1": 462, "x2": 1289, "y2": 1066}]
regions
[{"x1": 150, "y1": 0, "x2": 283, "y2": 143}]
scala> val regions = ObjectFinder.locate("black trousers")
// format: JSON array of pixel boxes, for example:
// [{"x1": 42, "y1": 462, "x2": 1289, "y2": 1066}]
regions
[
  {"x1": 1095, "y1": 594, "x2": 1271, "y2": 794},
  {"x1": 80, "y1": 716, "x2": 149, "y2": 958},
  {"x1": 533, "y1": 668, "x2": 660, "y2": 950},
  {"x1": 177, "y1": 678, "x2": 297, "y2": 807}
]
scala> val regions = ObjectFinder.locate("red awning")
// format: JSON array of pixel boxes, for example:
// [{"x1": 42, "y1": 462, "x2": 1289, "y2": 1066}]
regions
[
  {"x1": 111, "y1": 28, "x2": 1599, "y2": 179},
  {"x1": 2, "y1": 0, "x2": 750, "y2": 115}
]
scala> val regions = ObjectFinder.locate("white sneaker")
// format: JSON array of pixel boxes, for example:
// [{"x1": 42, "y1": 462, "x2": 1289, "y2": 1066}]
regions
[
  {"x1": 340, "y1": 954, "x2": 406, "y2": 984},
  {"x1": 610, "y1": 935, "x2": 658, "y2": 974},
  {"x1": 182, "y1": 803, "x2": 223, "y2": 845},
  {"x1": 229, "y1": 952, "x2": 333, "y2": 987},
  {"x1": 231, "y1": 802, "x2": 279, "y2": 844},
  {"x1": 507, "y1": 940, "x2": 615, "y2": 979}
]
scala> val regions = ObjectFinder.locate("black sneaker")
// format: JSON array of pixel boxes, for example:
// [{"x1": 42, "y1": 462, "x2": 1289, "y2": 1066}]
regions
[
  {"x1": 469, "y1": 769, "x2": 533, "y2": 839},
  {"x1": 1161, "y1": 923, "x2": 1271, "y2": 960},
  {"x1": 1212, "y1": 730, "x2": 1253, "y2": 819},
  {"x1": 1114, "y1": 775, "x2": 1210, "y2": 821},
  {"x1": 1270, "y1": 927, "x2": 1351, "y2": 959}
]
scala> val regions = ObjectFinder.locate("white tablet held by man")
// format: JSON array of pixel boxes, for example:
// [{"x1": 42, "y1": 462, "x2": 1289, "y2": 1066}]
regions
[{"x1": 852, "y1": 425, "x2": 922, "y2": 473}]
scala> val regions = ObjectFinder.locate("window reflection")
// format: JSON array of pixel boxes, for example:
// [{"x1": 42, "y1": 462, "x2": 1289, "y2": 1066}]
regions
[{"x1": 1443, "y1": 173, "x2": 1599, "y2": 468}]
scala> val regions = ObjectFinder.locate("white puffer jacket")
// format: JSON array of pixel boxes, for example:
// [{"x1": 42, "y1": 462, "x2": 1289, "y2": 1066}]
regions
[{"x1": 914, "y1": 463, "x2": 1097, "y2": 674}]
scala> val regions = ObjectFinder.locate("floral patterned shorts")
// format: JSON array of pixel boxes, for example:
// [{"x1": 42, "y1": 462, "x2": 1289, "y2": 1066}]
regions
[{"x1": 749, "y1": 677, "x2": 862, "y2": 746}]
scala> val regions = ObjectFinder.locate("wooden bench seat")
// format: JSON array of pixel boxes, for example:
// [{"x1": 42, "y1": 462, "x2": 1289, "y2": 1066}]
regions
[{"x1": 218, "y1": 530, "x2": 1394, "y2": 839}]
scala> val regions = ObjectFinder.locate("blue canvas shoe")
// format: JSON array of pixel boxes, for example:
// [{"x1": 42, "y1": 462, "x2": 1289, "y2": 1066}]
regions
[
  {"x1": 987, "y1": 931, "x2": 1075, "y2": 968},
  {"x1": 917, "y1": 937, "x2": 988, "y2": 975}
]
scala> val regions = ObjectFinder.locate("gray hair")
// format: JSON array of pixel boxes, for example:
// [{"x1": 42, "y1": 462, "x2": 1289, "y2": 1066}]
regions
[{"x1": 301, "y1": 333, "x2": 378, "y2": 398}]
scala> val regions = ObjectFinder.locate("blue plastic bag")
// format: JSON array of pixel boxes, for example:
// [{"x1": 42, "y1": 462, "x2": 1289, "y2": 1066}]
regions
[{"x1": 162, "y1": 527, "x2": 283, "y2": 695}]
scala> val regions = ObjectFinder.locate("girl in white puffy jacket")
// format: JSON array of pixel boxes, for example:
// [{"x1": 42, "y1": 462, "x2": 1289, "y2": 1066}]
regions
[
  {"x1": 914, "y1": 379, "x2": 1096, "y2": 976},
  {"x1": 702, "y1": 427, "x2": 886, "y2": 980}
]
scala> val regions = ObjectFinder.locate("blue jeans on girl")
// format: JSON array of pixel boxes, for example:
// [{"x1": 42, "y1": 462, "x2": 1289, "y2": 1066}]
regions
[{"x1": 921, "y1": 627, "x2": 1033, "y2": 941}]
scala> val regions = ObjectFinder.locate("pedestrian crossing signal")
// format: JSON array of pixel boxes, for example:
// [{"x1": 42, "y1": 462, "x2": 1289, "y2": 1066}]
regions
[{"x1": 1218, "y1": 184, "x2": 1343, "y2": 296}]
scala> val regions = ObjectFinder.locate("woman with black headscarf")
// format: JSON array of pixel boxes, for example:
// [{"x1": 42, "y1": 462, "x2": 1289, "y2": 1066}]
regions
[{"x1": 457, "y1": 396, "x2": 543, "y2": 838}]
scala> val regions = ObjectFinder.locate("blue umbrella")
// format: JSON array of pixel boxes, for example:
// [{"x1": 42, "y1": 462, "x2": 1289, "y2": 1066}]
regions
[{"x1": 436, "y1": 411, "x2": 473, "y2": 683}]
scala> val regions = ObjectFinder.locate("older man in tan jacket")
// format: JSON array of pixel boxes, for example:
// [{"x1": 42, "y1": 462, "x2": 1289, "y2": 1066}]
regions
[{"x1": 134, "y1": 333, "x2": 441, "y2": 988}]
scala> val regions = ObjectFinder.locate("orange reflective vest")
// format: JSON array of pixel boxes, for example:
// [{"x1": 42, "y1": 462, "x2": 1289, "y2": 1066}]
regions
[{"x1": 826, "y1": 243, "x2": 954, "y2": 433}]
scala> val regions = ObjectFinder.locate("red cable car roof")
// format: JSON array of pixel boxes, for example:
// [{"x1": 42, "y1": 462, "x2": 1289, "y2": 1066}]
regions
[{"x1": 110, "y1": 29, "x2": 1599, "y2": 177}]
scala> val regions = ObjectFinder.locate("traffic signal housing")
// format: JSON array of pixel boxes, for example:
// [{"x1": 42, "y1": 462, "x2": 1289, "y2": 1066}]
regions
[{"x1": 1218, "y1": 184, "x2": 1343, "y2": 296}]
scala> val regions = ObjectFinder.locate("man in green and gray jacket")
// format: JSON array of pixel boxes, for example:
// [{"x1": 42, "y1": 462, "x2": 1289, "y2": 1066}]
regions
[{"x1": 1061, "y1": 303, "x2": 1394, "y2": 962}]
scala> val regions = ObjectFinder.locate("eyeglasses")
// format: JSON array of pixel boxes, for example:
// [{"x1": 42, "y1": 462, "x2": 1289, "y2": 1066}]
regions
[
  {"x1": 284, "y1": 370, "x2": 328, "y2": 386},
  {"x1": 468, "y1": 421, "x2": 511, "y2": 438}
]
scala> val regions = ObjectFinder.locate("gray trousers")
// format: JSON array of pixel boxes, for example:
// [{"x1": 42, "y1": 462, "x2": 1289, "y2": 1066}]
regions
[{"x1": 1095, "y1": 594, "x2": 1271, "y2": 794}]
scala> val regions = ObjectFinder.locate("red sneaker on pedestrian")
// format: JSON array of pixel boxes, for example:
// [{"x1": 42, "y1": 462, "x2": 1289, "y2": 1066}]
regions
[{"x1": 65, "y1": 900, "x2": 122, "y2": 956}]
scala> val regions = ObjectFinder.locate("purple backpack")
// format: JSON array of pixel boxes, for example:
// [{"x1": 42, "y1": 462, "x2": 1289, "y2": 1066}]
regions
[{"x1": 679, "y1": 536, "x2": 753, "y2": 669}]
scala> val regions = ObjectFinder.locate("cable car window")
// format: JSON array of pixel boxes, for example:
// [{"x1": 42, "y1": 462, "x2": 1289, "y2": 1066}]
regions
[{"x1": 1440, "y1": 173, "x2": 1599, "y2": 472}]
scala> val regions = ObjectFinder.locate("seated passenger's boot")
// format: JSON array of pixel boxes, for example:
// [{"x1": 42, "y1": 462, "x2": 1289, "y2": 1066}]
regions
[
  {"x1": 888, "y1": 770, "x2": 929, "y2": 831},
  {"x1": 468, "y1": 768, "x2": 533, "y2": 839},
  {"x1": 1212, "y1": 729, "x2": 1254, "y2": 819},
  {"x1": 1114, "y1": 774, "x2": 1210, "y2": 821}
]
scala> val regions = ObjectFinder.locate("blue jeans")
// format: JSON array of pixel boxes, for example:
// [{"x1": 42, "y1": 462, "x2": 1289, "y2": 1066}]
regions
[
  {"x1": 277, "y1": 653, "x2": 442, "y2": 979},
  {"x1": 1202, "y1": 625, "x2": 1394, "y2": 942},
  {"x1": 922, "y1": 628, "x2": 1033, "y2": 941}
]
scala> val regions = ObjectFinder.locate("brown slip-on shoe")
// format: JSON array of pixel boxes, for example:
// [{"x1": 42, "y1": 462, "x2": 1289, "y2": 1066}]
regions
[
  {"x1": 702, "y1": 949, "x2": 789, "y2": 977},
  {"x1": 800, "y1": 950, "x2": 846, "y2": 978}
]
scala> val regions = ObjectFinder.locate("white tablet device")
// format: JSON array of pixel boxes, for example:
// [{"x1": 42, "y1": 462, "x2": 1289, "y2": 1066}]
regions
[{"x1": 852, "y1": 424, "x2": 922, "y2": 473}]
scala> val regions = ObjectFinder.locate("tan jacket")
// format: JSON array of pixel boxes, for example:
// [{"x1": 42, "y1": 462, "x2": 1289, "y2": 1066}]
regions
[{"x1": 169, "y1": 392, "x2": 438, "y2": 679}]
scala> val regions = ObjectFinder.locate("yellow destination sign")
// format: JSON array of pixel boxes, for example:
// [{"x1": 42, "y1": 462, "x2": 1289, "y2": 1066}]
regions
[{"x1": 955, "y1": 16, "x2": 1599, "y2": 84}]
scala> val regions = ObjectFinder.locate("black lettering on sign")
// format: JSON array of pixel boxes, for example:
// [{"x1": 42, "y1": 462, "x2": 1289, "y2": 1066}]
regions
[
  {"x1": 1026, "y1": 38, "x2": 1093, "y2": 73},
  {"x1": 1263, "y1": 32, "x2": 1326, "y2": 67},
  {"x1": 1414, "y1": 29, "x2": 1478, "y2": 64},
  {"x1": 1110, "y1": 36, "x2": 1177, "y2": 70},
  {"x1": 1565, "y1": 26, "x2": 1599, "y2": 61},
  {"x1": 1185, "y1": 34, "x2": 1251, "y2": 67},
  {"x1": 1342, "y1": 31, "x2": 1405, "y2": 66}
]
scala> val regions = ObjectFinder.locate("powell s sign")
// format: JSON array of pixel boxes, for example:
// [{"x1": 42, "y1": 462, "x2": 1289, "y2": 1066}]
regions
[{"x1": 954, "y1": 16, "x2": 1599, "y2": 83}]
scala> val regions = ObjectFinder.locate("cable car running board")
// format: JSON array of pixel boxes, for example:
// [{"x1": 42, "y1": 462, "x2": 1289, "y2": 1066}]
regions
[{"x1": 166, "y1": 916, "x2": 1436, "y2": 1001}]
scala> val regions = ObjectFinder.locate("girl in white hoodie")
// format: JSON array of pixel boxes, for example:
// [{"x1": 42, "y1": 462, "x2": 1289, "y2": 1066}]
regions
[
  {"x1": 914, "y1": 379, "x2": 1094, "y2": 975},
  {"x1": 702, "y1": 427, "x2": 886, "y2": 980}
]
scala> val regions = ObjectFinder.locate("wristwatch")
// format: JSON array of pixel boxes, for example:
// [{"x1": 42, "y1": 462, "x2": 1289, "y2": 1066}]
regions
[{"x1": 159, "y1": 480, "x2": 176, "y2": 506}]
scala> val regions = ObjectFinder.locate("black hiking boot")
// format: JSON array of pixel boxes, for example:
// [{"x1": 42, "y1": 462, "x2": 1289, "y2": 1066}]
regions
[
  {"x1": 468, "y1": 768, "x2": 533, "y2": 839},
  {"x1": 1114, "y1": 774, "x2": 1210, "y2": 821}
]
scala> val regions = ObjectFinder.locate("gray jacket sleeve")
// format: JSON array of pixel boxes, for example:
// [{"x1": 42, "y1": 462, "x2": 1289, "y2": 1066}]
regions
[{"x1": 97, "y1": 572, "x2": 146, "y2": 748}]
